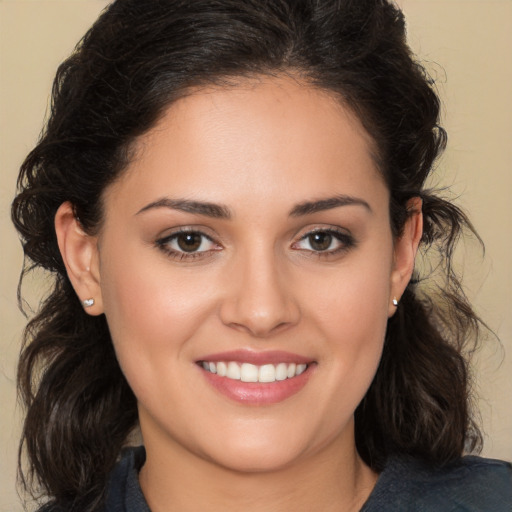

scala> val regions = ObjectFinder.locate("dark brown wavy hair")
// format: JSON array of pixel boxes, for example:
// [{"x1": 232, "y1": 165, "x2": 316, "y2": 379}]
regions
[{"x1": 12, "y1": 0, "x2": 483, "y2": 510}]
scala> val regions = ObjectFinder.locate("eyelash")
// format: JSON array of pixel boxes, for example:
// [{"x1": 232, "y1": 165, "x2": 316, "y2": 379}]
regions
[
  {"x1": 293, "y1": 228, "x2": 356, "y2": 258},
  {"x1": 156, "y1": 228, "x2": 220, "y2": 261},
  {"x1": 155, "y1": 227, "x2": 355, "y2": 261}
]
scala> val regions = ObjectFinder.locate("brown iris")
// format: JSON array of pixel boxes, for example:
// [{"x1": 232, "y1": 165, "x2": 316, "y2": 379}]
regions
[
  {"x1": 176, "y1": 233, "x2": 203, "y2": 252},
  {"x1": 308, "y1": 232, "x2": 333, "y2": 251}
]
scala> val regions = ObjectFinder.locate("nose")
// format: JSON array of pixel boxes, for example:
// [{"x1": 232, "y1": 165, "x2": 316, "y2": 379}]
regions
[{"x1": 219, "y1": 250, "x2": 300, "y2": 338}]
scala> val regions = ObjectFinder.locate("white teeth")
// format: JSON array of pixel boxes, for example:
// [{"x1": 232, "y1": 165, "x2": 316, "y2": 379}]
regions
[
  {"x1": 240, "y1": 363, "x2": 259, "y2": 382},
  {"x1": 201, "y1": 361, "x2": 309, "y2": 382},
  {"x1": 275, "y1": 363, "x2": 288, "y2": 381},
  {"x1": 287, "y1": 363, "x2": 296, "y2": 378},
  {"x1": 259, "y1": 364, "x2": 276, "y2": 383},
  {"x1": 296, "y1": 364, "x2": 307, "y2": 375},
  {"x1": 216, "y1": 361, "x2": 227, "y2": 377},
  {"x1": 226, "y1": 361, "x2": 241, "y2": 380}
]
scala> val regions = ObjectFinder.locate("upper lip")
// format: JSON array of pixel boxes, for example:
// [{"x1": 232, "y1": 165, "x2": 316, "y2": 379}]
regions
[{"x1": 197, "y1": 349, "x2": 313, "y2": 366}]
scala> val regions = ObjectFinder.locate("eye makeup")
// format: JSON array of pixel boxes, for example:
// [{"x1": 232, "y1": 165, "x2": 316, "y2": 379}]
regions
[
  {"x1": 292, "y1": 227, "x2": 356, "y2": 258},
  {"x1": 155, "y1": 225, "x2": 357, "y2": 262},
  {"x1": 155, "y1": 228, "x2": 222, "y2": 261}
]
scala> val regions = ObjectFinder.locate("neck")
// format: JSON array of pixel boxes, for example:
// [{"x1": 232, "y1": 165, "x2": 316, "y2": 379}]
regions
[{"x1": 139, "y1": 420, "x2": 378, "y2": 512}]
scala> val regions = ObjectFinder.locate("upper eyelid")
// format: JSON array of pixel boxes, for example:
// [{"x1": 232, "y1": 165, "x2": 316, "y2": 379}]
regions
[
  {"x1": 295, "y1": 226, "x2": 352, "y2": 240},
  {"x1": 155, "y1": 230, "x2": 221, "y2": 259},
  {"x1": 155, "y1": 225, "x2": 353, "y2": 246},
  {"x1": 157, "y1": 226, "x2": 218, "y2": 242},
  {"x1": 158, "y1": 232, "x2": 218, "y2": 248},
  {"x1": 291, "y1": 227, "x2": 354, "y2": 250}
]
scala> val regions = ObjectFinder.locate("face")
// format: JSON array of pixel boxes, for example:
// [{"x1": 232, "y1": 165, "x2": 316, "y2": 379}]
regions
[{"x1": 83, "y1": 76, "x2": 416, "y2": 472}]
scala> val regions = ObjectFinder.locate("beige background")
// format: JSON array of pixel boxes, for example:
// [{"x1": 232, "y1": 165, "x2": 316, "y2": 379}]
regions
[{"x1": 1, "y1": 0, "x2": 511, "y2": 509}]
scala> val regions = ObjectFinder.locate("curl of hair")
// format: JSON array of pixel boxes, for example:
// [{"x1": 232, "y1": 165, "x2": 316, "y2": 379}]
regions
[{"x1": 12, "y1": 0, "x2": 483, "y2": 509}]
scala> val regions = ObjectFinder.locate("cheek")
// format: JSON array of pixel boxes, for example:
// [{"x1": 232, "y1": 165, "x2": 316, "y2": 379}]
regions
[
  {"x1": 305, "y1": 252, "x2": 392, "y2": 341},
  {"x1": 300, "y1": 248, "x2": 392, "y2": 395},
  {"x1": 98, "y1": 246, "x2": 214, "y2": 373}
]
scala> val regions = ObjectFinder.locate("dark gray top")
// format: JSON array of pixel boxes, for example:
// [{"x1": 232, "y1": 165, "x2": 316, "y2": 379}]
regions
[{"x1": 44, "y1": 446, "x2": 512, "y2": 511}]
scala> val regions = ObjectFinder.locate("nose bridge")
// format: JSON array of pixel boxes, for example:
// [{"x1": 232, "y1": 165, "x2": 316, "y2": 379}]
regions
[{"x1": 220, "y1": 242, "x2": 299, "y2": 337}]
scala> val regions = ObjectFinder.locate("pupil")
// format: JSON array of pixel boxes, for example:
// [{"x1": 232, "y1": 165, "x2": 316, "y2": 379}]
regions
[
  {"x1": 309, "y1": 232, "x2": 332, "y2": 251},
  {"x1": 177, "y1": 233, "x2": 201, "y2": 252}
]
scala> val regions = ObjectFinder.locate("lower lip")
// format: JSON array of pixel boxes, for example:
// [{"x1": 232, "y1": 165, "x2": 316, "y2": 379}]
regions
[{"x1": 199, "y1": 365, "x2": 315, "y2": 405}]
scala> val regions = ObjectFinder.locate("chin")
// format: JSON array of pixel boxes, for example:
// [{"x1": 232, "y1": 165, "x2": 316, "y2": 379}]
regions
[
  {"x1": 195, "y1": 418, "x2": 335, "y2": 474},
  {"x1": 204, "y1": 441, "x2": 304, "y2": 474}
]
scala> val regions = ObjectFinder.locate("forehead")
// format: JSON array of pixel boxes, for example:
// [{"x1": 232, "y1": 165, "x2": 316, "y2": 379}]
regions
[{"x1": 104, "y1": 75, "x2": 386, "y2": 216}]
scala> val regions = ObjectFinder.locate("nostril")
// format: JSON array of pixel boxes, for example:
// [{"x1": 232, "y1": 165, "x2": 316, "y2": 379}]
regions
[{"x1": 225, "y1": 320, "x2": 295, "y2": 339}]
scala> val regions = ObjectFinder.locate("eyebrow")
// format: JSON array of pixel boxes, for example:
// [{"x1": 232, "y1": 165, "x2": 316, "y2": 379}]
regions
[
  {"x1": 289, "y1": 195, "x2": 372, "y2": 216},
  {"x1": 136, "y1": 194, "x2": 372, "y2": 219},
  {"x1": 136, "y1": 198, "x2": 232, "y2": 219}
]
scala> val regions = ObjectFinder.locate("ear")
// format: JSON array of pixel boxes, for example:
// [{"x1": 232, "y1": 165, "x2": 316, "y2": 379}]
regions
[
  {"x1": 388, "y1": 197, "x2": 423, "y2": 317},
  {"x1": 55, "y1": 202, "x2": 104, "y2": 315}
]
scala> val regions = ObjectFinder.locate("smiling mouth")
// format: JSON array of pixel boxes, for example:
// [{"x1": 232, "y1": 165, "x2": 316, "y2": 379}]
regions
[{"x1": 199, "y1": 361, "x2": 308, "y2": 383}]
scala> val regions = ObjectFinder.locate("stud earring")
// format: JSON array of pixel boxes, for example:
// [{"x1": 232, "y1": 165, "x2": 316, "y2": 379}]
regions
[
  {"x1": 82, "y1": 298, "x2": 95, "y2": 308},
  {"x1": 392, "y1": 297, "x2": 399, "y2": 307}
]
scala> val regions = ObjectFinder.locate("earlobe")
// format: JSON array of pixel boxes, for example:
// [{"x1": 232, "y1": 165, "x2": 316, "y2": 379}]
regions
[
  {"x1": 55, "y1": 202, "x2": 104, "y2": 315},
  {"x1": 388, "y1": 197, "x2": 423, "y2": 317}
]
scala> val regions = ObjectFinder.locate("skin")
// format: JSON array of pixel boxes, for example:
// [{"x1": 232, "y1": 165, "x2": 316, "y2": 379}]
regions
[{"x1": 56, "y1": 75, "x2": 422, "y2": 512}]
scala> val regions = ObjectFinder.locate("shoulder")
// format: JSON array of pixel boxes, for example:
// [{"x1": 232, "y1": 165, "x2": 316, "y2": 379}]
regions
[{"x1": 363, "y1": 455, "x2": 512, "y2": 512}]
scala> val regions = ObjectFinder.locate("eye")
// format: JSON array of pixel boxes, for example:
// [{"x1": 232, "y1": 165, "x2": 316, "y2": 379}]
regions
[
  {"x1": 172, "y1": 232, "x2": 210, "y2": 252},
  {"x1": 293, "y1": 229, "x2": 355, "y2": 255},
  {"x1": 156, "y1": 229, "x2": 220, "y2": 259}
]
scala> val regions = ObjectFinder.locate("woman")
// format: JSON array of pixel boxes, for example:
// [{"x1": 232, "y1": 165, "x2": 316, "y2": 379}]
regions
[{"x1": 11, "y1": 0, "x2": 512, "y2": 511}]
